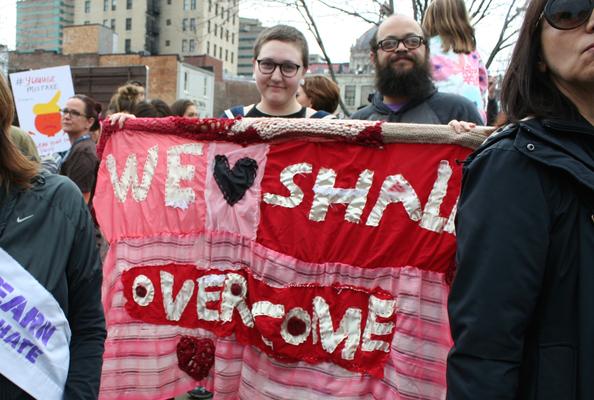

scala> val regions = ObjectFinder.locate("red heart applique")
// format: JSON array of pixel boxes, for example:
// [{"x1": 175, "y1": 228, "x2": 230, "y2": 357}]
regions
[{"x1": 176, "y1": 336, "x2": 215, "y2": 381}]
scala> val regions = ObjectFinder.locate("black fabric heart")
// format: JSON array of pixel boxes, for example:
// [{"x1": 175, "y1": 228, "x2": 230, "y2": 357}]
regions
[{"x1": 213, "y1": 155, "x2": 258, "y2": 205}]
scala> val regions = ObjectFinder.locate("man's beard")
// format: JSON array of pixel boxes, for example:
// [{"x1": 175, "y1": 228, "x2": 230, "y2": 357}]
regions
[{"x1": 375, "y1": 53, "x2": 434, "y2": 101}]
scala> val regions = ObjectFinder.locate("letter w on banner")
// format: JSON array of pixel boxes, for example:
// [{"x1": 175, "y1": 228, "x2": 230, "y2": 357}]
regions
[{"x1": 94, "y1": 117, "x2": 487, "y2": 400}]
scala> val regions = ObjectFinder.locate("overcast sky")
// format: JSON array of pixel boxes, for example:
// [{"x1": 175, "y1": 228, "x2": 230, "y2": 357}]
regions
[{"x1": 0, "y1": 0, "x2": 515, "y2": 72}]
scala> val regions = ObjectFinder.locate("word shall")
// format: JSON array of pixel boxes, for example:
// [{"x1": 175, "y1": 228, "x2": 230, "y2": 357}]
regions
[{"x1": 107, "y1": 144, "x2": 456, "y2": 233}]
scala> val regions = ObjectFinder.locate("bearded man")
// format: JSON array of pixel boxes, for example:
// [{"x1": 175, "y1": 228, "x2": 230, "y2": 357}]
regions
[{"x1": 350, "y1": 14, "x2": 483, "y2": 125}]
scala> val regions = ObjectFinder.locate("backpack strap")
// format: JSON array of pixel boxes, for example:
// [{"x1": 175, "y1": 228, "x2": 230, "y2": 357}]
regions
[
  {"x1": 223, "y1": 104, "x2": 255, "y2": 118},
  {"x1": 306, "y1": 108, "x2": 335, "y2": 119}
]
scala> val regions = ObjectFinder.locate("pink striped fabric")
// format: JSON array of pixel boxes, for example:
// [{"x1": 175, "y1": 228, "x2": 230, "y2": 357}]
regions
[{"x1": 99, "y1": 232, "x2": 452, "y2": 400}]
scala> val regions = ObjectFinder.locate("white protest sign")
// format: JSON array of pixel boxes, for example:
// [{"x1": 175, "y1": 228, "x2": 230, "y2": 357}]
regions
[
  {"x1": 0, "y1": 247, "x2": 71, "y2": 400},
  {"x1": 10, "y1": 65, "x2": 74, "y2": 156}
]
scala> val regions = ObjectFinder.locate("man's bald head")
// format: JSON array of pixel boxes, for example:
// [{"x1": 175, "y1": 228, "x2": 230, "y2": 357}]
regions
[{"x1": 370, "y1": 14, "x2": 426, "y2": 54}]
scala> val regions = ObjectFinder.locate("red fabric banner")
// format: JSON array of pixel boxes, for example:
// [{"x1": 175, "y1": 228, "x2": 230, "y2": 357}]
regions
[{"x1": 94, "y1": 117, "x2": 477, "y2": 400}]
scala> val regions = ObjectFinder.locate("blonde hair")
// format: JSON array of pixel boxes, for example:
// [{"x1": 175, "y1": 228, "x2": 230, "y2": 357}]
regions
[
  {"x1": 107, "y1": 83, "x2": 143, "y2": 113},
  {"x1": 0, "y1": 73, "x2": 38, "y2": 189},
  {"x1": 422, "y1": 0, "x2": 476, "y2": 54}
]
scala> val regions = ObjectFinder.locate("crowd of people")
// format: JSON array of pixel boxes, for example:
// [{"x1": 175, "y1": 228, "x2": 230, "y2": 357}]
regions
[{"x1": 1, "y1": 0, "x2": 593, "y2": 398}]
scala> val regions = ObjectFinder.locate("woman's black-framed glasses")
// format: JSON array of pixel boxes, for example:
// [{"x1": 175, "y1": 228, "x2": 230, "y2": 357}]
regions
[
  {"x1": 376, "y1": 35, "x2": 426, "y2": 52},
  {"x1": 256, "y1": 59, "x2": 301, "y2": 78},
  {"x1": 540, "y1": 0, "x2": 593, "y2": 30},
  {"x1": 60, "y1": 108, "x2": 87, "y2": 118}
]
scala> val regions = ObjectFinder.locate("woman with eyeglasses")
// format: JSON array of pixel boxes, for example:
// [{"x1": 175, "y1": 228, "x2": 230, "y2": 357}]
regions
[
  {"x1": 222, "y1": 25, "x2": 333, "y2": 119},
  {"x1": 60, "y1": 94, "x2": 101, "y2": 204},
  {"x1": 0, "y1": 73, "x2": 105, "y2": 399},
  {"x1": 447, "y1": 0, "x2": 594, "y2": 398},
  {"x1": 422, "y1": 0, "x2": 489, "y2": 123}
]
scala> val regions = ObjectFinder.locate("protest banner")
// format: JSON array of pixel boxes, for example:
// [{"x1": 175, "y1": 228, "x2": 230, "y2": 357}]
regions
[
  {"x1": 93, "y1": 117, "x2": 487, "y2": 399},
  {"x1": 9, "y1": 65, "x2": 74, "y2": 156}
]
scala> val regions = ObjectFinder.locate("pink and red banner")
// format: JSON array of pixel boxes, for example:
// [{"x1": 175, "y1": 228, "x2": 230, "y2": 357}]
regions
[{"x1": 94, "y1": 117, "x2": 478, "y2": 400}]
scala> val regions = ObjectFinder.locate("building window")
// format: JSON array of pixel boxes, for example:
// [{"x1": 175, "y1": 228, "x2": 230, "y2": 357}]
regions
[
  {"x1": 182, "y1": 18, "x2": 187, "y2": 31},
  {"x1": 125, "y1": 39, "x2": 131, "y2": 53},
  {"x1": 209, "y1": 0, "x2": 212, "y2": 12},
  {"x1": 125, "y1": 18, "x2": 131, "y2": 30},
  {"x1": 126, "y1": 0, "x2": 132, "y2": 9},
  {"x1": 207, "y1": 21, "x2": 210, "y2": 33},
  {"x1": 103, "y1": 19, "x2": 108, "y2": 26},
  {"x1": 226, "y1": 29, "x2": 229, "y2": 41},
  {"x1": 225, "y1": 49, "x2": 228, "y2": 61},
  {"x1": 206, "y1": 41, "x2": 210, "y2": 54},
  {"x1": 219, "y1": 47, "x2": 222, "y2": 59},
  {"x1": 183, "y1": 0, "x2": 189, "y2": 10},
  {"x1": 84, "y1": 0, "x2": 91, "y2": 13},
  {"x1": 191, "y1": 0, "x2": 196, "y2": 9},
  {"x1": 221, "y1": 6, "x2": 224, "y2": 17},
  {"x1": 167, "y1": 0, "x2": 171, "y2": 4},
  {"x1": 103, "y1": 0, "x2": 108, "y2": 11},
  {"x1": 165, "y1": 40, "x2": 170, "y2": 47},
  {"x1": 189, "y1": 39, "x2": 195, "y2": 53},
  {"x1": 215, "y1": 4, "x2": 219, "y2": 15},
  {"x1": 214, "y1": 24, "x2": 217, "y2": 36},
  {"x1": 112, "y1": 0, "x2": 116, "y2": 11},
  {"x1": 213, "y1": 43, "x2": 217, "y2": 57},
  {"x1": 231, "y1": 51, "x2": 234, "y2": 63},
  {"x1": 166, "y1": 19, "x2": 171, "y2": 26},
  {"x1": 220, "y1": 28, "x2": 223, "y2": 39},
  {"x1": 344, "y1": 85, "x2": 356, "y2": 106},
  {"x1": 232, "y1": 33, "x2": 235, "y2": 44},
  {"x1": 190, "y1": 18, "x2": 196, "y2": 32},
  {"x1": 110, "y1": 19, "x2": 115, "y2": 29},
  {"x1": 184, "y1": 72, "x2": 189, "y2": 92},
  {"x1": 182, "y1": 39, "x2": 188, "y2": 52},
  {"x1": 84, "y1": 20, "x2": 90, "y2": 25}
]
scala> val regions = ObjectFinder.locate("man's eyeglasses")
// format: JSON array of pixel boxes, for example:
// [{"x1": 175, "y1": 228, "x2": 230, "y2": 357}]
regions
[
  {"x1": 539, "y1": 0, "x2": 593, "y2": 30},
  {"x1": 256, "y1": 59, "x2": 301, "y2": 78},
  {"x1": 376, "y1": 35, "x2": 427, "y2": 52},
  {"x1": 60, "y1": 108, "x2": 87, "y2": 118}
]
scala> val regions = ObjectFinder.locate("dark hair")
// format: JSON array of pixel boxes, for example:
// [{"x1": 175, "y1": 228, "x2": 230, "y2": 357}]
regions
[
  {"x1": 0, "y1": 73, "x2": 38, "y2": 188},
  {"x1": 150, "y1": 99, "x2": 172, "y2": 117},
  {"x1": 301, "y1": 76, "x2": 340, "y2": 113},
  {"x1": 131, "y1": 101, "x2": 158, "y2": 118},
  {"x1": 500, "y1": 0, "x2": 580, "y2": 122},
  {"x1": 253, "y1": 25, "x2": 309, "y2": 68},
  {"x1": 422, "y1": 0, "x2": 476, "y2": 53},
  {"x1": 171, "y1": 99, "x2": 196, "y2": 117},
  {"x1": 71, "y1": 94, "x2": 102, "y2": 131},
  {"x1": 132, "y1": 100, "x2": 172, "y2": 118}
]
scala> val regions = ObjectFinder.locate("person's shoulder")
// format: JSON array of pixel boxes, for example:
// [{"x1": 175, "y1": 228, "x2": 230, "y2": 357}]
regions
[
  {"x1": 305, "y1": 108, "x2": 335, "y2": 119},
  {"x1": 466, "y1": 123, "x2": 522, "y2": 167},
  {"x1": 430, "y1": 91, "x2": 483, "y2": 124},
  {"x1": 350, "y1": 105, "x2": 374, "y2": 120},
  {"x1": 33, "y1": 173, "x2": 82, "y2": 201}
]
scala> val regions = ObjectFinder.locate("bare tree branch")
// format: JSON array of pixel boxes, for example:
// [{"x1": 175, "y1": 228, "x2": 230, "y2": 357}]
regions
[
  {"x1": 485, "y1": 0, "x2": 522, "y2": 68},
  {"x1": 316, "y1": 0, "x2": 378, "y2": 25},
  {"x1": 296, "y1": 0, "x2": 351, "y2": 115}
]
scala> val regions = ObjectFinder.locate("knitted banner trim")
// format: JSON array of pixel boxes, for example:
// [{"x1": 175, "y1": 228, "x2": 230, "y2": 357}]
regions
[{"x1": 98, "y1": 116, "x2": 489, "y2": 158}]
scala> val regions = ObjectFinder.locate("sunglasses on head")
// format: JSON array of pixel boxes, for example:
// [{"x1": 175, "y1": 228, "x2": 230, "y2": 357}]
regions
[{"x1": 541, "y1": 0, "x2": 593, "y2": 30}]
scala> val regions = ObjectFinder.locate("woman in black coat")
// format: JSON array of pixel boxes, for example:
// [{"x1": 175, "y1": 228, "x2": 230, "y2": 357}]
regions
[{"x1": 446, "y1": 0, "x2": 594, "y2": 399}]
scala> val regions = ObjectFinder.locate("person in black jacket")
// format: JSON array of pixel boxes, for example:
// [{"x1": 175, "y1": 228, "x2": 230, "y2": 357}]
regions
[
  {"x1": 350, "y1": 14, "x2": 483, "y2": 127},
  {"x1": 447, "y1": 0, "x2": 594, "y2": 399},
  {"x1": 0, "y1": 73, "x2": 105, "y2": 399}
]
